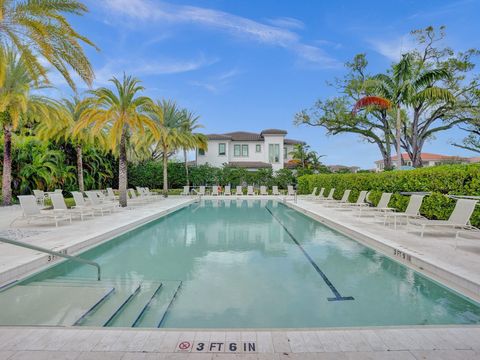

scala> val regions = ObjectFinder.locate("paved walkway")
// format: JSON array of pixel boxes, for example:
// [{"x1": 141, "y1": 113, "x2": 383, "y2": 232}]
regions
[{"x1": 0, "y1": 326, "x2": 479, "y2": 359}]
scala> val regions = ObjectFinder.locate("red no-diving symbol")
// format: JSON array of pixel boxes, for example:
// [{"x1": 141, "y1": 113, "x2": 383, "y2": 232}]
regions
[{"x1": 179, "y1": 341, "x2": 191, "y2": 350}]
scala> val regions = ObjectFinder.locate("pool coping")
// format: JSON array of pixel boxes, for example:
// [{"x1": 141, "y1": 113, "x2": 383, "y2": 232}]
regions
[
  {"x1": 0, "y1": 198, "x2": 196, "y2": 288},
  {"x1": 284, "y1": 199, "x2": 480, "y2": 304}
]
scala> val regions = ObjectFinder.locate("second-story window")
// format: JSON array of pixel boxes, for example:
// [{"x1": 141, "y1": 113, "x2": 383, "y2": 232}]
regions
[
  {"x1": 234, "y1": 144, "x2": 249, "y2": 157},
  {"x1": 218, "y1": 143, "x2": 226, "y2": 156},
  {"x1": 256, "y1": 144, "x2": 261, "y2": 153},
  {"x1": 198, "y1": 148, "x2": 205, "y2": 156},
  {"x1": 242, "y1": 144, "x2": 249, "y2": 157},
  {"x1": 284, "y1": 147, "x2": 288, "y2": 160},
  {"x1": 234, "y1": 144, "x2": 241, "y2": 156},
  {"x1": 269, "y1": 144, "x2": 280, "y2": 163}
]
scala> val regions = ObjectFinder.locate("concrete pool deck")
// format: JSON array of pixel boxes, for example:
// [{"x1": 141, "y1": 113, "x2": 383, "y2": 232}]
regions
[
  {"x1": 1, "y1": 195, "x2": 480, "y2": 358},
  {"x1": 0, "y1": 326, "x2": 480, "y2": 359}
]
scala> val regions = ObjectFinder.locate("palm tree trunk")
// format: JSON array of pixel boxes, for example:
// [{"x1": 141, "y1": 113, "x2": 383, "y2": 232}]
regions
[
  {"x1": 118, "y1": 130, "x2": 128, "y2": 207},
  {"x1": 76, "y1": 144, "x2": 84, "y2": 193},
  {"x1": 2, "y1": 125, "x2": 13, "y2": 206},
  {"x1": 163, "y1": 150, "x2": 168, "y2": 197},
  {"x1": 396, "y1": 106, "x2": 402, "y2": 169},
  {"x1": 183, "y1": 148, "x2": 189, "y2": 187}
]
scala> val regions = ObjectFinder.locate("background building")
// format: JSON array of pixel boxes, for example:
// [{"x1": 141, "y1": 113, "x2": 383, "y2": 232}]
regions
[
  {"x1": 375, "y1": 153, "x2": 480, "y2": 171},
  {"x1": 196, "y1": 129, "x2": 304, "y2": 171}
]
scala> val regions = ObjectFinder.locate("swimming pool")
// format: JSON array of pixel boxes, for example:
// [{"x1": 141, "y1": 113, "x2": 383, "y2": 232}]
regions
[{"x1": 1, "y1": 199, "x2": 479, "y2": 328}]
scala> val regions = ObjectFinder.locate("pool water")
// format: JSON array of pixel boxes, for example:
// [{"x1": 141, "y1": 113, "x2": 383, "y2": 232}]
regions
[{"x1": 1, "y1": 199, "x2": 480, "y2": 328}]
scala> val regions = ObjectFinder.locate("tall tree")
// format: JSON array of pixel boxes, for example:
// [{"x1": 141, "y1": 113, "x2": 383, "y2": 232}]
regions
[
  {"x1": 452, "y1": 119, "x2": 480, "y2": 154},
  {"x1": 36, "y1": 96, "x2": 104, "y2": 192},
  {"x1": 0, "y1": 0, "x2": 97, "y2": 89},
  {"x1": 74, "y1": 74, "x2": 159, "y2": 207},
  {"x1": 295, "y1": 54, "x2": 396, "y2": 170},
  {"x1": 0, "y1": 48, "x2": 59, "y2": 205},
  {"x1": 179, "y1": 110, "x2": 207, "y2": 187},
  {"x1": 144, "y1": 100, "x2": 187, "y2": 197}
]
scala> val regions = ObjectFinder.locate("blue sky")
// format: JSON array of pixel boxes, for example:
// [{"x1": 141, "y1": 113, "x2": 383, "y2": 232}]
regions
[{"x1": 52, "y1": 0, "x2": 480, "y2": 168}]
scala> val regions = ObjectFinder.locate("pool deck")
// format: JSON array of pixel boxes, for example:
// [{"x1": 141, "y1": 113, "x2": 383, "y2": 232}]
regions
[
  {"x1": 0, "y1": 326, "x2": 479, "y2": 359},
  {"x1": 1, "y1": 195, "x2": 480, "y2": 358}
]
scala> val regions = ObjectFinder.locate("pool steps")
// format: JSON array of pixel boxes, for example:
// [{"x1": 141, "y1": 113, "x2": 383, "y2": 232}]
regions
[{"x1": 20, "y1": 277, "x2": 182, "y2": 327}]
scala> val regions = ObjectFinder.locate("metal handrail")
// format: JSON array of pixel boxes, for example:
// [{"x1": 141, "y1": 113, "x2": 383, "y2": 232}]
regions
[{"x1": 0, "y1": 237, "x2": 101, "y2": 280}]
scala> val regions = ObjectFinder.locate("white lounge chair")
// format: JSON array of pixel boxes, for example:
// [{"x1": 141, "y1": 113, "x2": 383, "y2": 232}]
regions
[
  {"x1": 313, "y1": 188, "x2": 335, "y2": 202},
  {"x1": 323, "y1": 190, "x2": 351, "y2": 207},
  {"x1": 72, "y1": 191, "x2": 111, "y2": 216},
  {"x1": 50, "y1": 193, "x2": 94, "y2": 221},
  {"x1": 409, "y1": 198, "x2": 479, "y2": 238},
  {"x1": 224, "y1": 185, "x2": 231, "y2": 196},
  {"x1": 383, "y1": 195, "x2": 425, "y2": 229},
  {"x1": 303, "y1": 187, "x2": 317, "y2": 198},
  {"x1": 272, "y1": 186, "x2": 280, "y2": 196},
  {"x1": 136, "y1": 187, "x2": 156, "y2": 202},
  {"x1": 181, "y1": 186, "x2": 190, "y2": 196},
  {"x1": 287, "y1": 186, "x2": 296, "y2": 196},
  {"x1": 106, "y1": 188, "x2": 118, "y2": 201},
  {"x1": 198, "y1": 186, "x2": 206, "y2": 196},
  {"x1": 128, "y1": 188, "x2": 148, "y2": 203},
  {"x1": 335, "y1": 191, "x2": 369, "y2": 209},
  {"x1": 235, "y1": 186, "x2": 243, "y2": 196},
  {"x1": 312, "y1": 188, "x2": 325, "y2": 200},
  {"x1": 247, "y1": 186, "x2": 254, "y2": 196},
  {"x1": 358, "y1": 193, "x2": 393, "y2": 216},
  {"x1": 212, "y1": 186, "x2": 219, "y2": 196},
  {"x1": 16, "y1": 195, "x2": 71, "y2": 227},
  {"x1": 85, "y1": 191, "x2": 115, "y2": 214},
  {"x1": 260, "y1": 186, "x2": 268, "y2": 196},
  {"x1": 32, "y1": 190, "x2": 46, "y2": 207}
]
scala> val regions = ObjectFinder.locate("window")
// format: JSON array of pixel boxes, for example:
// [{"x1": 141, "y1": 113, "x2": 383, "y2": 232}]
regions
[
  {"x1": 284, "y1": 147, "x2": 288, "y2": 160},
  {"x1": 218, "y1": 143, "x2": 226, "y2": 156},
  {"x1": 269, "y1": 144, "x2": 280, "y2": 163},
  {"x1": 256, "y1": 144, "x2": 261, "y2": 153},
  {"x1": 198, "y1": 148, "x2": 205, "y2": 156},
  {"x1": 234, "y1": 144, "x2": 249, "y2": 157},
  {"x1": 242, "y1": 144, "x2": 249, "y2": 157}
]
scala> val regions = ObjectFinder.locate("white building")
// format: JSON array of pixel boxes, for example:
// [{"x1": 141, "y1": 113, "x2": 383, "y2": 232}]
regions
[{"x1": 196, "y1": 129, "x2": 305, "y2": 171}]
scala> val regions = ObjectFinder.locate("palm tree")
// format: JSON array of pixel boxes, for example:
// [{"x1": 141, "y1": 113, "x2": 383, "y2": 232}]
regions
[
  {"x1": 0, "y1": 47, "x2": 59, "y2": 205},
  {"x1": 364, "y1": 54, "x2": 453, "y2": 167},
  {"x1": 289, "y1": 144, "x2": 311, "y2": 168},
  {"x1": 144, "y1": 100, "x2": 189, "y2": 197},
  {"x1": 0, "y1": 0, "x2": 97, "y2": 89},
  {"x1": 36, "y1": 96, "x2": 104, "y2": 192},
  {"x1": 179, "y1": 110, "x2": 207, "y2": 187},
  {"x1": 74, "y1": 74, "x2": 159, "y2": 206}
]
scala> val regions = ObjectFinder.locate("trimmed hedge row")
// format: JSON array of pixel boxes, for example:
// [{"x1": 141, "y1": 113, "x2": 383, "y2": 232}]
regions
[{"x1": 297, "y1": 164, "x2": 480, "y2": 227}]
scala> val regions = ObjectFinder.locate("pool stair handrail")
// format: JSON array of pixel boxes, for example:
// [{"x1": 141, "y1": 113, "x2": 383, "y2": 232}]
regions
[{"x1": 0, "y1": 237, "x2": 101, "y2": 281}]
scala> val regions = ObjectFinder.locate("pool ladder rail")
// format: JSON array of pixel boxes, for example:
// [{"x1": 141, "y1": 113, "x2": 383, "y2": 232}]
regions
[{"x1": 0, "y1": 236, "x2": 101, "y2": 281}]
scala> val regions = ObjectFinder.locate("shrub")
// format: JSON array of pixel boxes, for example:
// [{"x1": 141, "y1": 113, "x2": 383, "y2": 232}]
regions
[{"x1": 297, "y1": 164, "x2": 480, "y2": 227}]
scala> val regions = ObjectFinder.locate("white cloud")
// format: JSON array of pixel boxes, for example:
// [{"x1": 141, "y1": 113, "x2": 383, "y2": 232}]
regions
[
  {"x1": 367, "y1": 34, "x2": 417, "y2": 62},
  {"x1": 265, "y1": 16, "x2": 305, "y2": 30},
  {"x1": 190, "y1": 68, "x2": 242, "y2": 94},
  {"x1": 101, "y1": 0, "x2": 339, "y2": 67}
]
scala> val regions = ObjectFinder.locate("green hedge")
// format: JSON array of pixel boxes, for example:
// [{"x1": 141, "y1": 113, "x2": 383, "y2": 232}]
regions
[
  {"x1": 297, "y1": 164, "x2": 480, "y2": 227},
  {"x1": 128, "y1": 162, "x2": 297, "y2": 189}
]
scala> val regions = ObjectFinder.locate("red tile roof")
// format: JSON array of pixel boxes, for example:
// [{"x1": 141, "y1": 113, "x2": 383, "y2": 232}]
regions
[{"x1": 376, "y1": 153, "x2": 470, "y2": 163}]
